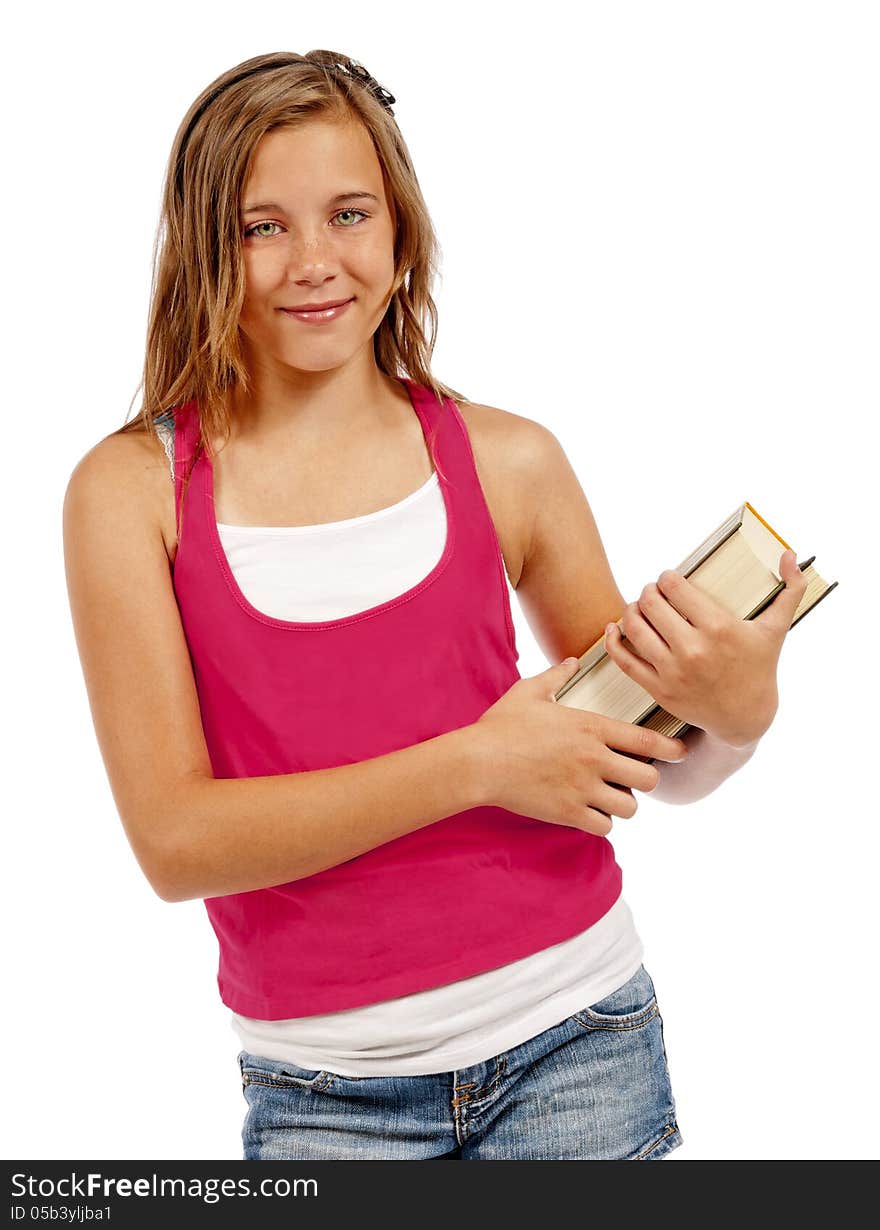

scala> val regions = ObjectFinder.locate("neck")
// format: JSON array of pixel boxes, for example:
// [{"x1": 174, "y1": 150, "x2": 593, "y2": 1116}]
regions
[{"x1": 225, "y1": 350, "x2": 404, "y2": 450}]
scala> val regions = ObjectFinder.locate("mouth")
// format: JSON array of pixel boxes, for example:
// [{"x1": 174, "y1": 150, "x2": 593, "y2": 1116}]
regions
[{"x1": 279, "y1": 298, "x2": 355, "y2": 324}]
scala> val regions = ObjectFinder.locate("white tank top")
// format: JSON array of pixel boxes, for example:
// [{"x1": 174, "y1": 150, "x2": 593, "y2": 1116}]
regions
[{"x1": 156, "y1": 419, "x2": 644, "y2": 1076}]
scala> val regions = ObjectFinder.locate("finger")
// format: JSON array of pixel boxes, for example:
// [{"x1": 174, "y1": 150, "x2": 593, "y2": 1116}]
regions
[
  {"x1": 655, "y1": 569, "x2": 727, "y2": 630},
  {"x1": 604, "y1": 620, "x2": 663, "y2": 695},
  {"x1": 583, "y1": 809, "x2": 614, "y2": 836},
  {"x1": 754, "y1": 549, "x2": 809, "y2": 634},
  {"x1": 593, "y1": 781, "x2": 639, "y2": 819},
  {"x1": 597, "y1": 716, "x2": 688, "y2": 762},
  {"x1": 604, "y1": 752, "x2": 662, "y2": 793},
  {"x1": 619, "y1": 601, "x2": 669, "y2": 664},
  {"x1": 634, "y1": 578, "x2": 695, "y2": 655}
]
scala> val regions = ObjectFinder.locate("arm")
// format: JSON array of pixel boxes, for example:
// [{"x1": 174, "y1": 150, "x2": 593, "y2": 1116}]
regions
[
  {"x1": 164, "y1": 730, "x2": 483, "y2": 901},
  {"x1": 649, "y1": 724, "x2": 761, "y2": 806},
  {"x1": 63, "y1": 435, "x2": 489, "y2": 905},
  {"x1": 507, "y1": 416, "x2": 763, "y2": 807}
]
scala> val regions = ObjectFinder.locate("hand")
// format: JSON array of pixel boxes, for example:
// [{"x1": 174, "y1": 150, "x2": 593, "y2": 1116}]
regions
[
  {"x1": 602, "y1": 549, "x2": 808, "y2": 748},
  {"x1": 472, "y1": 658, "x2": 690, "y2": 836}
]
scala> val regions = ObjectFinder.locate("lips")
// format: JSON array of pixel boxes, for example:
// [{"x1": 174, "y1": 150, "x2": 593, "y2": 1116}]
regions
[
  {"x1": 280, "y1": 298, "x2": 355, "y2": 325},
  {"x1": 282, "y1": 298, "x2": 352, "y2": 312}
]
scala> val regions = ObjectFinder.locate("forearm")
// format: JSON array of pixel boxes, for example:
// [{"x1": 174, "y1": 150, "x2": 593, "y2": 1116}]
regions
[
  {"x1": 157, "y1": 725, "x2": 488, "y2": 903},
  {"x1": 650, "y1": 724, "x2": 761, "y2": 806}
]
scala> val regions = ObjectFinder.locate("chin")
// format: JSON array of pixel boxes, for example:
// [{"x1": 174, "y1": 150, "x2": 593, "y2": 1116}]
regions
[{"x1": 277, "y1": 348, "x2": 358, "y2": 373}]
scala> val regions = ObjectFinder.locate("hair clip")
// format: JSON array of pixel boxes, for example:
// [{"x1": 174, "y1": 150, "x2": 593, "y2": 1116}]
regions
[{"x1": 331, "y1": 57, "x2": 396, "y2": 114}]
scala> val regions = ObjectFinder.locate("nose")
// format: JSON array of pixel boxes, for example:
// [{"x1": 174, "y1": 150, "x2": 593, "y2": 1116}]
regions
[{"x1": 283, "y1": 227, "x2": 340, "y2": 284}]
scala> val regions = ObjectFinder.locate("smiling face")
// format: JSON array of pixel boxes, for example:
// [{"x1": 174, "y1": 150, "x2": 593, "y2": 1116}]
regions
[{"x1": 237, "y1": 116, "x2": 398, "y2": 376}]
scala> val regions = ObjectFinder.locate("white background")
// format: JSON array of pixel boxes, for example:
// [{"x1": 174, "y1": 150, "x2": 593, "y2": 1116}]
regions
[{"x1": 3, "y1": 0, "x2": 877, "y2": 1161}]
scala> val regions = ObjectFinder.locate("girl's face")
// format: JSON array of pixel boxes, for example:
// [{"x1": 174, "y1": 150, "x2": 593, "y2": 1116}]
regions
[{"x1": 236, "y1": 117, "x2": 397, "y2": 375}]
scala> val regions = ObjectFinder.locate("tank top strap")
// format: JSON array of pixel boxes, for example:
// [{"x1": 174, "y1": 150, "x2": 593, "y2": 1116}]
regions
[
  {"x1": 399, "y1": 379, "x2": 451, "y2": 486},
  {"x1": 400, "y1": 378, "x2": 518, "y2": 659},
  {"x1": 400, "y1": 378, "x2": 475, "y2": 498},
  {"x1": 171, "y1": 398, "x2": 200, "y2": 523},
  {"x1": 171, "y1": 398, "x2": 201, "y2": 539}
]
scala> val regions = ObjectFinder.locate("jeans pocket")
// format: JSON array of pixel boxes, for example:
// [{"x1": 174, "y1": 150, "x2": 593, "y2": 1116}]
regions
[
  {"x1": 572, "y1": 964, "x2": 659, "y2": 1030},
  {"x1": 238, "y1": 1049, "x2": 330, "y2": 1090}
]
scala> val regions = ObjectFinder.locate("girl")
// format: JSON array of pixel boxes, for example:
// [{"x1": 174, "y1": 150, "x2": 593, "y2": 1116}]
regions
[{"x1": 63, "y1": 50, "x2": 806, "y2": 1161}]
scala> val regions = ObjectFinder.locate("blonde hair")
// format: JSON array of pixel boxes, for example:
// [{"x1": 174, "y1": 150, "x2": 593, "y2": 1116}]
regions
[{"x1": 116, "y1": 49, "x2": 470, "y2": 487}]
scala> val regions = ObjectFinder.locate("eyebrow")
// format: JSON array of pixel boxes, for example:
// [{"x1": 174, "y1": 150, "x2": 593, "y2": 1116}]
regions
[{"x1": 241, "y1": 192, "x2": 380, "y2": 216}]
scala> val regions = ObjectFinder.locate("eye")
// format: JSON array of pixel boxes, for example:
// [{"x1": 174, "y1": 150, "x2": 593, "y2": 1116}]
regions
[
  {"x1": 244, "y1": 221, "x2": 282, "y2": 240},
  {"x1": 243, "y1": 209, "x2": 369, "y2": 240},
  {"x1": 333, "y1": 208, "x2": 369, "y2": 227}
]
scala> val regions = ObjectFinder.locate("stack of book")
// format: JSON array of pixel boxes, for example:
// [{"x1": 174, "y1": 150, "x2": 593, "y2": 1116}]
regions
[{"x1": 553, "y1": 502, "x2": 838, "y2": 742}]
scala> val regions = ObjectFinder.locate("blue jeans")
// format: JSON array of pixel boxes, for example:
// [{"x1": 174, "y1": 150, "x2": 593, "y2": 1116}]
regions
[{"x1": 237, "y1": 963, "x2": 683, "y2": 1160}]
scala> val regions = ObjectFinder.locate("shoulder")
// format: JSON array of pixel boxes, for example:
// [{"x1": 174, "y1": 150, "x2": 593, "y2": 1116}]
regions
[
  {"x1": 453, "y1": 397, "x2": 556, "y2": 461},
  {"x1": 451, "y1": 399, "x2": 562, "y2": 589},
  {"x1": 453, "y1": 398, "x2": 566, "y2": 507},
  {"x1": 66, "y1": 424, "x2": 172, "y2": 494},
  {"x1": 64, "y1": 425, "x2": 176, "y2": 563}
]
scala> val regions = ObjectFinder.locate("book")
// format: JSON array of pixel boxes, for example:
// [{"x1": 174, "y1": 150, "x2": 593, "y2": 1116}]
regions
[{"x1": 552, "y1": 502, "x2": 838, "y2": 744}]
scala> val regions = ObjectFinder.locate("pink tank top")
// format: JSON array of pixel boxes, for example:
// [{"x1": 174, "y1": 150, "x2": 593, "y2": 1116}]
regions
[{"x1": 171, "y1": 378, "x2": 622, "y2": 1018}]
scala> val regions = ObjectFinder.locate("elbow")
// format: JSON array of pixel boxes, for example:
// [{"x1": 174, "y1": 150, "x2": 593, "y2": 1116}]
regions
[
  {"x1": 136, "y1": 820, "x2": 200, "y2": 905},
  {"x1": 142, "y1": 779, "x2": 210, "y2": 903},
  {"x1": 142, "y1": 851, "x2": 191, "y2": 904},
  {"x1": 151, "y1": 873, "x2": 190, "y2": 904},
  {"x1": 649, "y1": 787, "x2": 701, "y2": 807},
  {"x1": 646, "y1": 768, "x2": 693, "y2": 807},
  {"x1": 153, "y1": 882, "x2": 183, "y2": 905},
  {"x1": 650, "y1": 770, "x2": 725, "y2": 807},
  {"x1": 648, "y1": 774, "x2": 715, "y2": 808},
  {"x1": 150, "y1": 843, "x2": 202, "y2": 904}
]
